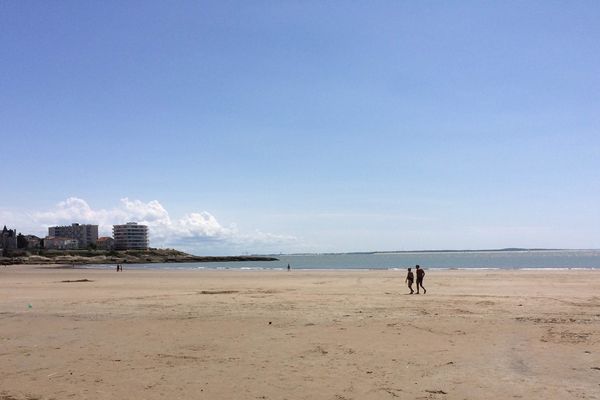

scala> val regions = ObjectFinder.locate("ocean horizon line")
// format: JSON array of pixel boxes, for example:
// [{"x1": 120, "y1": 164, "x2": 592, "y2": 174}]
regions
[{"x1": 254, "y1": 247, "x2": 600, "y2": 257}]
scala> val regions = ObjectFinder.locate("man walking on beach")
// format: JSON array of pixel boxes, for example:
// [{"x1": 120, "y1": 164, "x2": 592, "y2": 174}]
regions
[
  {"x1": 415, "y1": 265, "x2": 426, "y2": 294},
  {"x1": 405, "y1": 267, "x2": 414, "y2": 294}
]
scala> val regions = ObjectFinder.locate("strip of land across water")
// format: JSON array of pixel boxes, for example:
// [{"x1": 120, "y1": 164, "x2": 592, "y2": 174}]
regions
[{"x1": 0, "y1": 248, "x2": 277, "y2": 265}]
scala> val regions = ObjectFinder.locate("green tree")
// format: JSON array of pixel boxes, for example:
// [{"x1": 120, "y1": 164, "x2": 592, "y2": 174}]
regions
[{"x1": 17, "y1": 233, "x2": 28, "y2": 249}]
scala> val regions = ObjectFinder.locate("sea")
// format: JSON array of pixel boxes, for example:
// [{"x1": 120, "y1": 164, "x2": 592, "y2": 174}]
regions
[{"x1": 86, "y1": 249, "x2": 600, "y2": 270}]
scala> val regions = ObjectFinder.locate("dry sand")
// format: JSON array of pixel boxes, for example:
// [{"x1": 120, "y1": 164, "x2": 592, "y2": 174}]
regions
[{"x1": 1, "y1": 265, "x2": 599, "y2": 400}]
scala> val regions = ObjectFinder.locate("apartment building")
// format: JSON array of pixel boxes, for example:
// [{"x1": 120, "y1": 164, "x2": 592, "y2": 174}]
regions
[
  {"x1": 48, "y1": 223, "x2": 98, "y2": 248},
  {"x1": 113, "y1": 222, "x2": 149, "y2": 250}
]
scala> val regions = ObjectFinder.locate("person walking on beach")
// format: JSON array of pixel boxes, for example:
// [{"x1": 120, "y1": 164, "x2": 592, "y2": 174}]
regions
[
  {"x1": 405, "y1": 267, "x2": 414, "y2": 294},
  {"x1": 415, "y1": 265, "x2": 426, "y2": 294},
  {"x1": 287, "y1": 263, "x2": 291, "y2": 271}
]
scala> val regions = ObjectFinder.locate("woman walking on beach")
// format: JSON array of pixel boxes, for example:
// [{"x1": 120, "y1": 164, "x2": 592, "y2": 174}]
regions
[
  {"x1": 405, "y1": 267, "x2": 414, "y2": 294},
  {"x1": 415, "y1": 265, "x2": 426, "y2": 294}
]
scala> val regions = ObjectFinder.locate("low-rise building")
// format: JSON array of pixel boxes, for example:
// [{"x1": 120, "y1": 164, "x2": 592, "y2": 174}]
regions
[
  {"x1": 25, "y1": 235, "x2": 42, "y2": 249},
  {"x1": 43, "y1": 236, "x2": 79, "y2": 250},
  {"x1": 17, "y1": 234, "x2": 42, "y2": 249},
  {"x1": 48, "y1": 223, "x2": 98, "y2": 248},
  {"x1": 113, "y1": 222, "x2": 149, "y2": 250},
  {"x1": 96, "y1": 236, "x2": 115, "y2": 250}
]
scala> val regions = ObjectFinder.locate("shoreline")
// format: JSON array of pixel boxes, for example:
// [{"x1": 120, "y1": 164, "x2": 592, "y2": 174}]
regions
[{"x1": 3, "y1": 263, "x2": 599, "y2": 271}]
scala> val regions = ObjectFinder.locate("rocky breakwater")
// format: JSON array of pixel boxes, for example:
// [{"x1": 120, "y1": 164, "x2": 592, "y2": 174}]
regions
[{"x1": 0, "y1": 249, "x2": 278, "y2": 265}]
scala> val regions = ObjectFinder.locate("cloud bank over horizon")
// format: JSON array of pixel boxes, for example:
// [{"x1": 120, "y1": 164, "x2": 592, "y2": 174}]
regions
[{"x1": 1, "y1": 197, "x2": 296, "y2": 255}]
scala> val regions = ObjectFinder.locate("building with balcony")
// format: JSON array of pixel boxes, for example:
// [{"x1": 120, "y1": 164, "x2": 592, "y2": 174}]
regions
[
  {"x1": 113, "y1": 222, "x2": 149, "y2": 250},
  {"x1": 48, "y1": 223, "x2": 98, "y2": 248}
]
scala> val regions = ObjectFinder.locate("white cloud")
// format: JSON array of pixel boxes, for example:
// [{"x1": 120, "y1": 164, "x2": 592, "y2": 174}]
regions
[
  {"x1": 21, "y1": 197, "x2": 296, "y2": 254},
  {"x1": 120, "y1": 198, "x2": 171, "y2": 225},
  {"x1": 176, "y1": 212, "x2": 233, "y2": 238},
  {"x1": 34, "y1": 197, "x2": 123, "y2": 235}
]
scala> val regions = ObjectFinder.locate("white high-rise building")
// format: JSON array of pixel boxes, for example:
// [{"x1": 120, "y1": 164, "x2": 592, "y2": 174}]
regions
[{"x1": 113, "y1": 222, "x2": 149, "y2": 250}]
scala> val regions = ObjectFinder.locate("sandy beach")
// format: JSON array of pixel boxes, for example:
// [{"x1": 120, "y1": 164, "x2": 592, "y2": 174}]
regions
[{"x1": 1, "y1": 265, "x2": 599, "y2": 400}]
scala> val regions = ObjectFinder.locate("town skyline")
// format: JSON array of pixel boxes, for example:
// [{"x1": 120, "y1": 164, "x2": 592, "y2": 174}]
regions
[
  {"x1": 2, "y1": 195, "x2": 599, "y2": 255},
  {"x1": 1, "y1": 220, "x2": 149, "y2": 252}
]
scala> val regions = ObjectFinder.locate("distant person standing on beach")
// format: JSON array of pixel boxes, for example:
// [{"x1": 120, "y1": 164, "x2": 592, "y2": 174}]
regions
[
  {"x1": 287, "y1": 264, "x2": 291, "y2": 271},
  {"x1": 415, "y1": 265, "x2": 426, "y2": 294},
  {"x1": 405, "y1": 267, "x2": 414, "y2": 294}
]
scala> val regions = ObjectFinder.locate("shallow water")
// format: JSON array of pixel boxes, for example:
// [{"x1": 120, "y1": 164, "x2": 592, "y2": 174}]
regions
[{"x1": 86, "y1": 249, "x2": 600, "y2": 270}]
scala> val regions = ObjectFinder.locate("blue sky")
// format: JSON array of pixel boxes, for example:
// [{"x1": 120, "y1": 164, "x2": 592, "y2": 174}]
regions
[{"x1": 1, "y1": 1, "x2": 599, "y2": 254}]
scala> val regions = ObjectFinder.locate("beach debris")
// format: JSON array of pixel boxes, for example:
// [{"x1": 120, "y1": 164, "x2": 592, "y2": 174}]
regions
[
  {"x1": 381, "y1": 388, "x2": 403, "y2": 397},
  {"x1": 0, "y1": 394, "x2": 33, "y2": 400},
  {"x1": 268, "y1": 321, "x2": 272, "y2": 325},
  {"x1": 425, "y1": 389, "x2": 447, "y2": 394},
  {"x1": 198, "y1": 290, "x2": 238, "y2": 295},
  {"x1": 27, "y1": 304, "x2": 32, "y2": 309},
  {"x1": 591, "y1": 367, "x2": 600, "y2": 371},
  {"x1": 61, "y1": 279, "x2": 93, "y2": 283}
]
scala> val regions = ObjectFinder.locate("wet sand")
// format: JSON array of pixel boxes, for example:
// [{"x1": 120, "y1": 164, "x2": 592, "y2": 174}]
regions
[{"x1": 1, "y1": 265, "x2": 599, "y2": 399}]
